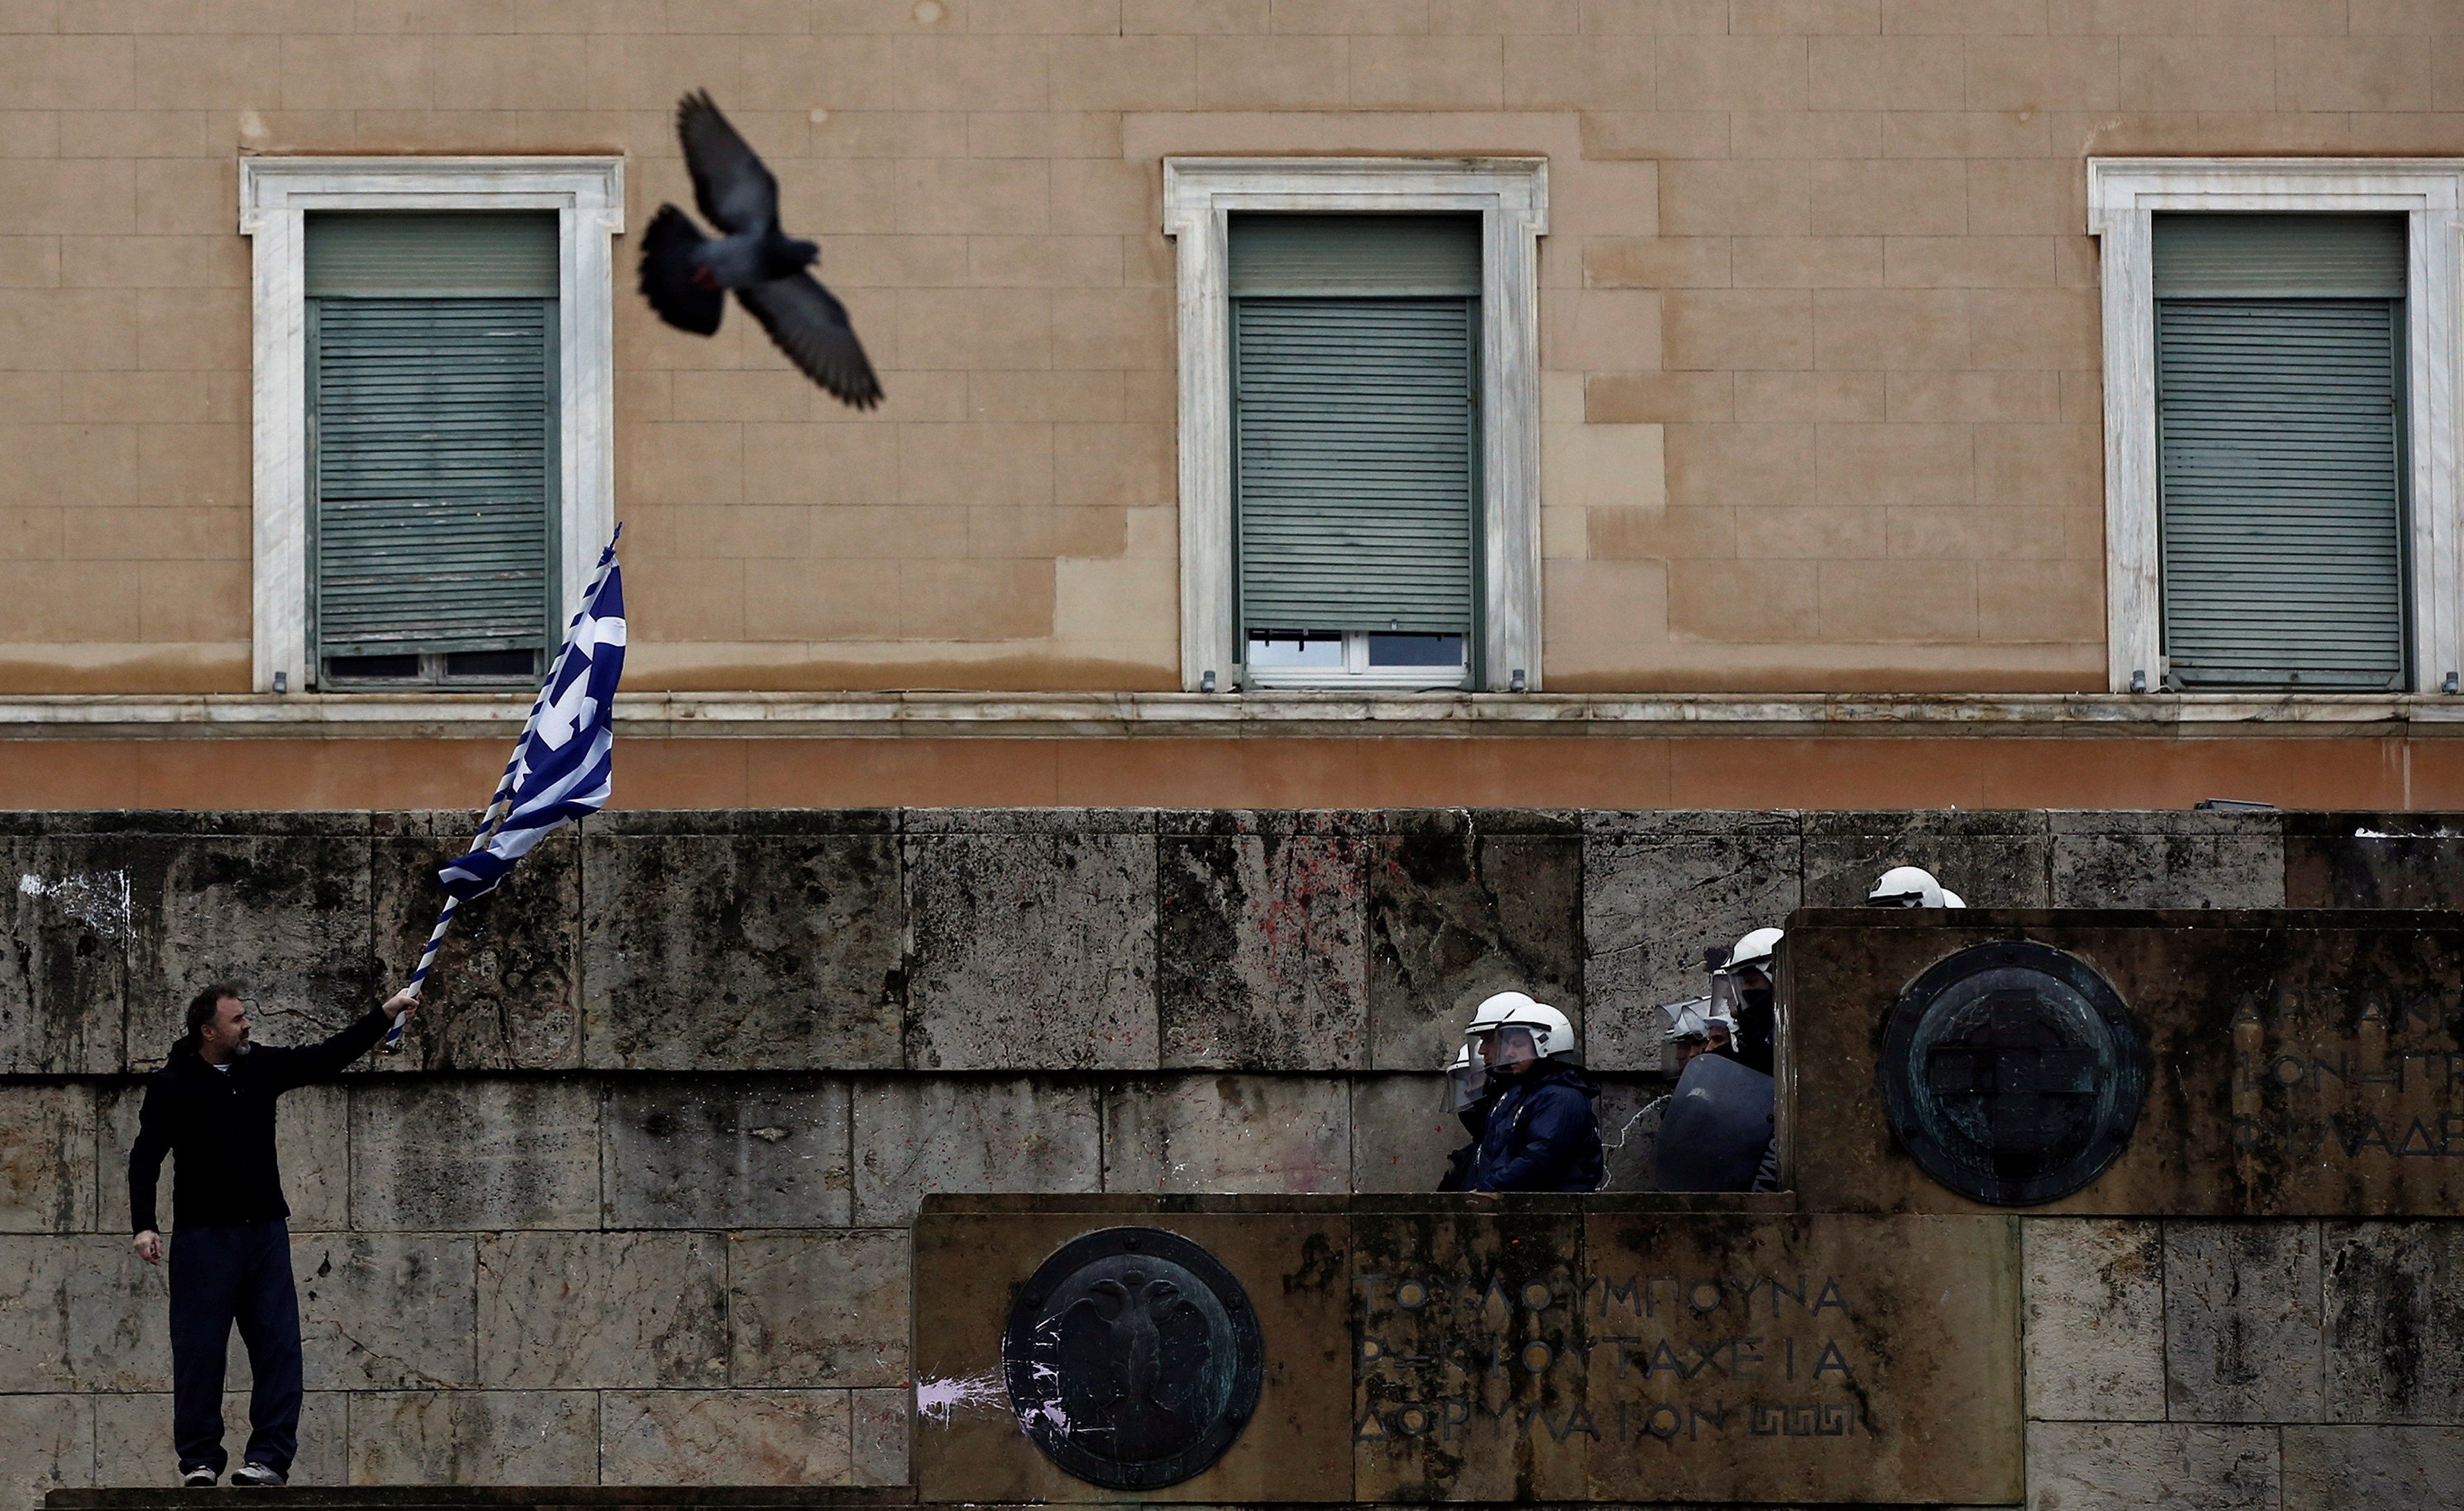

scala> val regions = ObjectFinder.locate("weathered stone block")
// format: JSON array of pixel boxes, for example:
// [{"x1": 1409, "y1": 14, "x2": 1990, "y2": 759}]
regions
[
  {"x1": 124, "y1": 824, "x2": 376, "y2": 1070},
  {"x1": 2166, "y1": 1220, "x2": 2323, "y2": 1422},
  {"x1": 582, "y1": 827, "x2": 904, "y2": 1071},
  {"x1": 1101, "y1": 1076, "x2": 1351, "y2": 1193},
  {"x1": 727, "y1": 1229, "x2": 909, "y2": 1387},
  {"x1": 1802, "y1": 809, "x2": 2051, "y2": 907},
  {"x1": 371, "y1": 815, "x2": 579, "y2": 1072},
  {"x1": 1583, "y1": 811, "x2": 1798, "y2": 1072},
  {"x1": 2284, "y1": 1425, "x2": 2464, "y2": 1511},
  {"x1": 1367, "y1": 811, "x2": 1583, "y2": 1072},
  {"x1": 2323, "y1": 1222, "x2": 2464, "y2": 1423},
  {"x1": 0, "y1": 1395, "x2": 91, "y2": 1508},
  {"x1": 293, "y1": 1231, "x2": 475, "y2": 1389},
  {"x1": 476, "y1": 1231, "x2": 727, "y2": 1389},
  {"x1": 348, "y1": 1081, "x2": 598, "y2": 1230},
  {"x1": 344, "y1": 1390, "x2": 599, "y2": 1485},
  {"x1": 0, "y1": 833, "x2": 134, "y2": 1074},
  {"x1": 2050, "y1": 810, "x2": 2287, "y2": 909},
  {"x1": 0, "y1": 1083, "x2": 95, "y2": 1232},
  {"x1": 1591, "y1": 1076, "x2": 1664, "y2": 1193},
  {"x1": 2022, "y1": 1218, "x2": 2166, "y2": 1421},
  {"x1": 1348, "y1": 1074, "x2": 1466, "y2": 1194},
  {"x1": 601, "y1": 1076, "x2": 851, "y2": 1229},
  {"x1": 0, "y1": 1234, "x2": 168, "y2": 1391},
  {"x1": 851, "y1": 1386, "x2": 909, "y2": 1487},
  {"x1": 1157, "y1": 827, "x2": 1369, "y2": 1070},
  {"x1": 904, "y1": 830, "x2": 1157, "y2": 1070},
  {"x1": 99, "y1": 1082, "x2": 346, "y2": 1235},
  {"x1": 1791, "y1": 910, "x2": 2464, "y2": 1218},
  {"x1": 601, "y1": 1389, "x2": 853, "y2": 1486},
  {"x1": 91, "y1": 1390, "x2": 345, "y2": 1487},
  {"x1": 852, "y1": 1079, "x2": 1102, "y2": 1226},
  {"x1": 2284, "y1": 812, "x2": 2464, "y2": 907},
  {"x1": 2025, "y1": 1421, "x2": 2280, "y2": 1510}
]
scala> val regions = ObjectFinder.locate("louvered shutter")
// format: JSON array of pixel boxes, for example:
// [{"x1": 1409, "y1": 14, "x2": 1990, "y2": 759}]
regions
[
  {"x1": 1229, "y1": 214, "x2": 1481, "y2": 639},
  {"x1": 306, "y1": 213, "x2": 558, "y2": 661},
  {"x1": 2153, "y1": 215, "x2": 2408, "y2": 690}
]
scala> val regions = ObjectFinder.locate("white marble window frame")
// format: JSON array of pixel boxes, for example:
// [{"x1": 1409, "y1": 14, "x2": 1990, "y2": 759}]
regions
[
  {"x1": 2087, "y1": 157, "x2": 2464, "y2": 695},
  {"x1": 239, "y1": 156, "x2": 625, "y2": 693},
  {"x1": 1161, "y1": 156, "x2": 1548, "y2": 693}
]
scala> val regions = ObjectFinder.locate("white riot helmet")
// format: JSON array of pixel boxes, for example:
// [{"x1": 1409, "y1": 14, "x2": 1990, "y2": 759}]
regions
[
  {"x1": 1660, "y1": 996, "x2": 1737, "y2": 1044},
  {"x1": 1463, "y1": 990, "x2": 1578, "y2": 1062},
  {"x1": 1869, "y1": 864, "x2": 1957, "y2": 909},
  {"x1": 1725, "y1": 926, "x2": 1784, "y2": 978}
]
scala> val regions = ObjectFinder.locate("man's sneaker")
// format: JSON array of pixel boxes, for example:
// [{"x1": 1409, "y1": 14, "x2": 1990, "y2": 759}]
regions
[
  {"x1": 181, "y1": 1469, "x2": 217, "y2": 1488},
  {"x1": 231, "y1": 1464, "x2": 286, "y2": 1487}
]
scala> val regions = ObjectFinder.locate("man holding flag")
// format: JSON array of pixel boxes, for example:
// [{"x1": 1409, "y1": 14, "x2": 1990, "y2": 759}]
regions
[{"x1": 127, "y1": 535, "x2": 625, "y2": 1484}]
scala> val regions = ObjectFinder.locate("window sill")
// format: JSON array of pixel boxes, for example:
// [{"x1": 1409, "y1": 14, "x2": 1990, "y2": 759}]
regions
[{"x1": 5, "y1": 690, "x2": 2464, "y2": 741}]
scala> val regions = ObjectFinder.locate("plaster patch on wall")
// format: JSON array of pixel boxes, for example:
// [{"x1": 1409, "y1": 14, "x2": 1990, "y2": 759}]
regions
[{"x1": 18, "y1": 868, "x2": 134, "y2": 940}]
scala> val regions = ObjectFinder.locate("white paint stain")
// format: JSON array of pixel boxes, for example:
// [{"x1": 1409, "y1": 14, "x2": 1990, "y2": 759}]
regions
[
  {"x1": 915, "y1": 1371, "x2": 1006, "y2": 1427},
  {"x1": 2356, "y1": 827, "x2": 2461, "y2": 839},
  {"x1": 19, "y1": 869, "x2": 134, "y2": 940}
]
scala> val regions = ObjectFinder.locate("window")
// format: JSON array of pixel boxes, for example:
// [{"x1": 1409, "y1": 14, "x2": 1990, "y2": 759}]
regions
[
  {"x1": 2152, "y1": 213, "x2": 2409, "y2": 690},
  {"x1": 1232, "y1": 214, "x2": 1481, "y2": 690},
  {"x1": 1163, "y1": 158, "x2": 1547, "y2": 693},
  {"x1": 2087, "y1": 159, "x2": 2464, "y2": 696},
  {"x1": 241, "y1": 158, "x2": 622, "y2": 695},
  {"x1": 307, "y1": 213, "x2": 560, "y2": 688}
]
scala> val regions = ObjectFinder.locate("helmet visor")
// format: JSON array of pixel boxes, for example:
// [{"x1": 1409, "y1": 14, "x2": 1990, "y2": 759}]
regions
[{"x1": 1442, "y1": 1059, "x2": 1490, "y2": 1113}]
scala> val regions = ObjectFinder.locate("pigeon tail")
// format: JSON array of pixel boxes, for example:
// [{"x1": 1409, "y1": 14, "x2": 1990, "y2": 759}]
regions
[{"x1": 640, "y1": 204, "x2": 725, "y2": 337}]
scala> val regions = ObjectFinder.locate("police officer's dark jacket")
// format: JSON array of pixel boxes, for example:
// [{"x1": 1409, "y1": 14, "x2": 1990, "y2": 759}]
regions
[
  {"x1": 1471, "y1": 1060, "x2": 1604, "y2": 1192},
  {"x1": 127, "y1": 1007, "x2": 391, "y2": 1233}
]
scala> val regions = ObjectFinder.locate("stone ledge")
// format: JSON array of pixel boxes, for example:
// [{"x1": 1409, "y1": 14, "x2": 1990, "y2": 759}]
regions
[
  {"x1": 3, "y1": 690, "x2": 2464, "y2": 741},
  {"x1": 48, "y1": 1494, "x2": 914, "y2": 1509}
]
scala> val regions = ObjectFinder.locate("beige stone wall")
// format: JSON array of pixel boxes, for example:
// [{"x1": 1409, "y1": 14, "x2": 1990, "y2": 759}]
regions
[{"x1": 4, "y1": 1, "x2": 2463, "y2": 695}]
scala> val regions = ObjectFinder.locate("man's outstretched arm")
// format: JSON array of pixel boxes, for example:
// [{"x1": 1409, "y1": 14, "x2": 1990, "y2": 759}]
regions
[
  {"x1": 128, "y1": 1078, "x2": 170, "y2": 1261},
  {"x1": 263, "y1": 988, "x2": 418, "y2": 1090}
]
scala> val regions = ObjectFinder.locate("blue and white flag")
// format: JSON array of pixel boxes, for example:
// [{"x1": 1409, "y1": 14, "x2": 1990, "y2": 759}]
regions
[{"x1": 437, "y1": 538, "x2": 627, "y2": 901}]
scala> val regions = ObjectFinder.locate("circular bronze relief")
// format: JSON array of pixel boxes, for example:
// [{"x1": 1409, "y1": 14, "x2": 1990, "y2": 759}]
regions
[
  {"x1": 1002, "y1": 1227, "x2": 1264, "y2": 1491},
  {"x1": 1880, "y1": 940, "x2": 2148, "y2": 1206}
]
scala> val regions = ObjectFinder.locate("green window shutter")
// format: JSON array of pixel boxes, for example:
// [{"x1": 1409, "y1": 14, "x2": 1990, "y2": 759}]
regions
[
  {"x1": 1234, "y1": 298, "x2": 1477, "y2": 635},
  {"x1": 1228, "y1": 213, "x2": 1481, "y2": 643},
  {"x1": 305, "y1": 211, "x2": 560, "y2": 296},
  {"x1": 1227, "y1": 213, "x2": 1481, "y2": 296},
  {"x1": 2152, "y1": 213, "x2": 2405, "y2": 298},
  {"x1": 312, "y1": 299, "x2": 555, "y2": 656},
  {"x1": 305, "y1": 212, "x2": 557, "y2": 664},
  {"x1": 2156, "y1": 298, "x2": 2405, "y2": 689},
  {"x1": 2152, "y1": 213, "x2": 2408, "y2": 692}
]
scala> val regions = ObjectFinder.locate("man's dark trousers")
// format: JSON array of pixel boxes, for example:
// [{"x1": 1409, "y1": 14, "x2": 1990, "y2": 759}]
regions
[{"x1": 168, "y1": 1220, "x2": 301, "y2": 1476}]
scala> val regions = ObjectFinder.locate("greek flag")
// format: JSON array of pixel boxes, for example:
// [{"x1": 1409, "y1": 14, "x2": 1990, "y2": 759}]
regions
[{"x1": 437, "y1": 537, "x2": 627, "y2": 900}]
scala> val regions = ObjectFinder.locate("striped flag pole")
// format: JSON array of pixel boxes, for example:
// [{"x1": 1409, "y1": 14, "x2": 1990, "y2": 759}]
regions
[
  {"x1": 378, "y1": 700, "x2": 545, "y2": 1056},
  {"x1": 380, "y1": 533, "x2": 622, "y2": 1056}
]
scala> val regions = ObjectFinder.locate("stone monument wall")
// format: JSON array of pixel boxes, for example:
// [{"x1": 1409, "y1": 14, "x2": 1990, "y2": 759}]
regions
[{"x1": 1, "y1": 807, "x2": 2457, "y2": 1508}]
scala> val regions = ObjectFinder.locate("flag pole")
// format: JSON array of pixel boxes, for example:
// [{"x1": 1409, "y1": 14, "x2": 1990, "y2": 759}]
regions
[{"x1": 380, "y1": 532, "x2": 620, "y2": 1056}]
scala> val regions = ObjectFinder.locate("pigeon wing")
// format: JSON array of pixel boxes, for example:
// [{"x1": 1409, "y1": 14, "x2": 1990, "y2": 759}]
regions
[
  {"x1": 735, "y1": 272, "x2": 884, "y2": 410},
  {"x1": 638, "y1": 204, "x2": 725, "y2": 336},
  {"x1": 675, "y1": 89, "x2": 779, "y2": 236}
]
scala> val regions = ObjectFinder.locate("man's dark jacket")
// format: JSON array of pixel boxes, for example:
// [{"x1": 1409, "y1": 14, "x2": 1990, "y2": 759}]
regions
[
  {"x1": 1470, "y1": 1061, "x2": 1604, "y2": 1193},
  {"x1": 127, "y1": 1008, "x2": 390, "y2": 1233}
]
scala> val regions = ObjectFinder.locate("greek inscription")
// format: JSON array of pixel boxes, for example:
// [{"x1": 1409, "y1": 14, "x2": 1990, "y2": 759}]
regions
[
  {"x1": 1357, "y1": 1268, "x2": 1869, "y2": 1451},
  {"x1": 2228, "y1": 987, "x2": 2464, "y2": 1166}
]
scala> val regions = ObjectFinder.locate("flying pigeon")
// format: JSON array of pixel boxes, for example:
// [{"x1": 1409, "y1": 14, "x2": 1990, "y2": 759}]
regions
[{"x1": 639, "y1": 90, "x2": 883, "y2": 410}]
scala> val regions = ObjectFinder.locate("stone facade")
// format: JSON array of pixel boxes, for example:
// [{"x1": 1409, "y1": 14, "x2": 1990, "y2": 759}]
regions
[
  {"x1": 6, "y1": 2, "x2": 2464, "y2": 702},
  {"x1": 1, "y1": 806, "x2": 2460, "y2": 1507}
]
